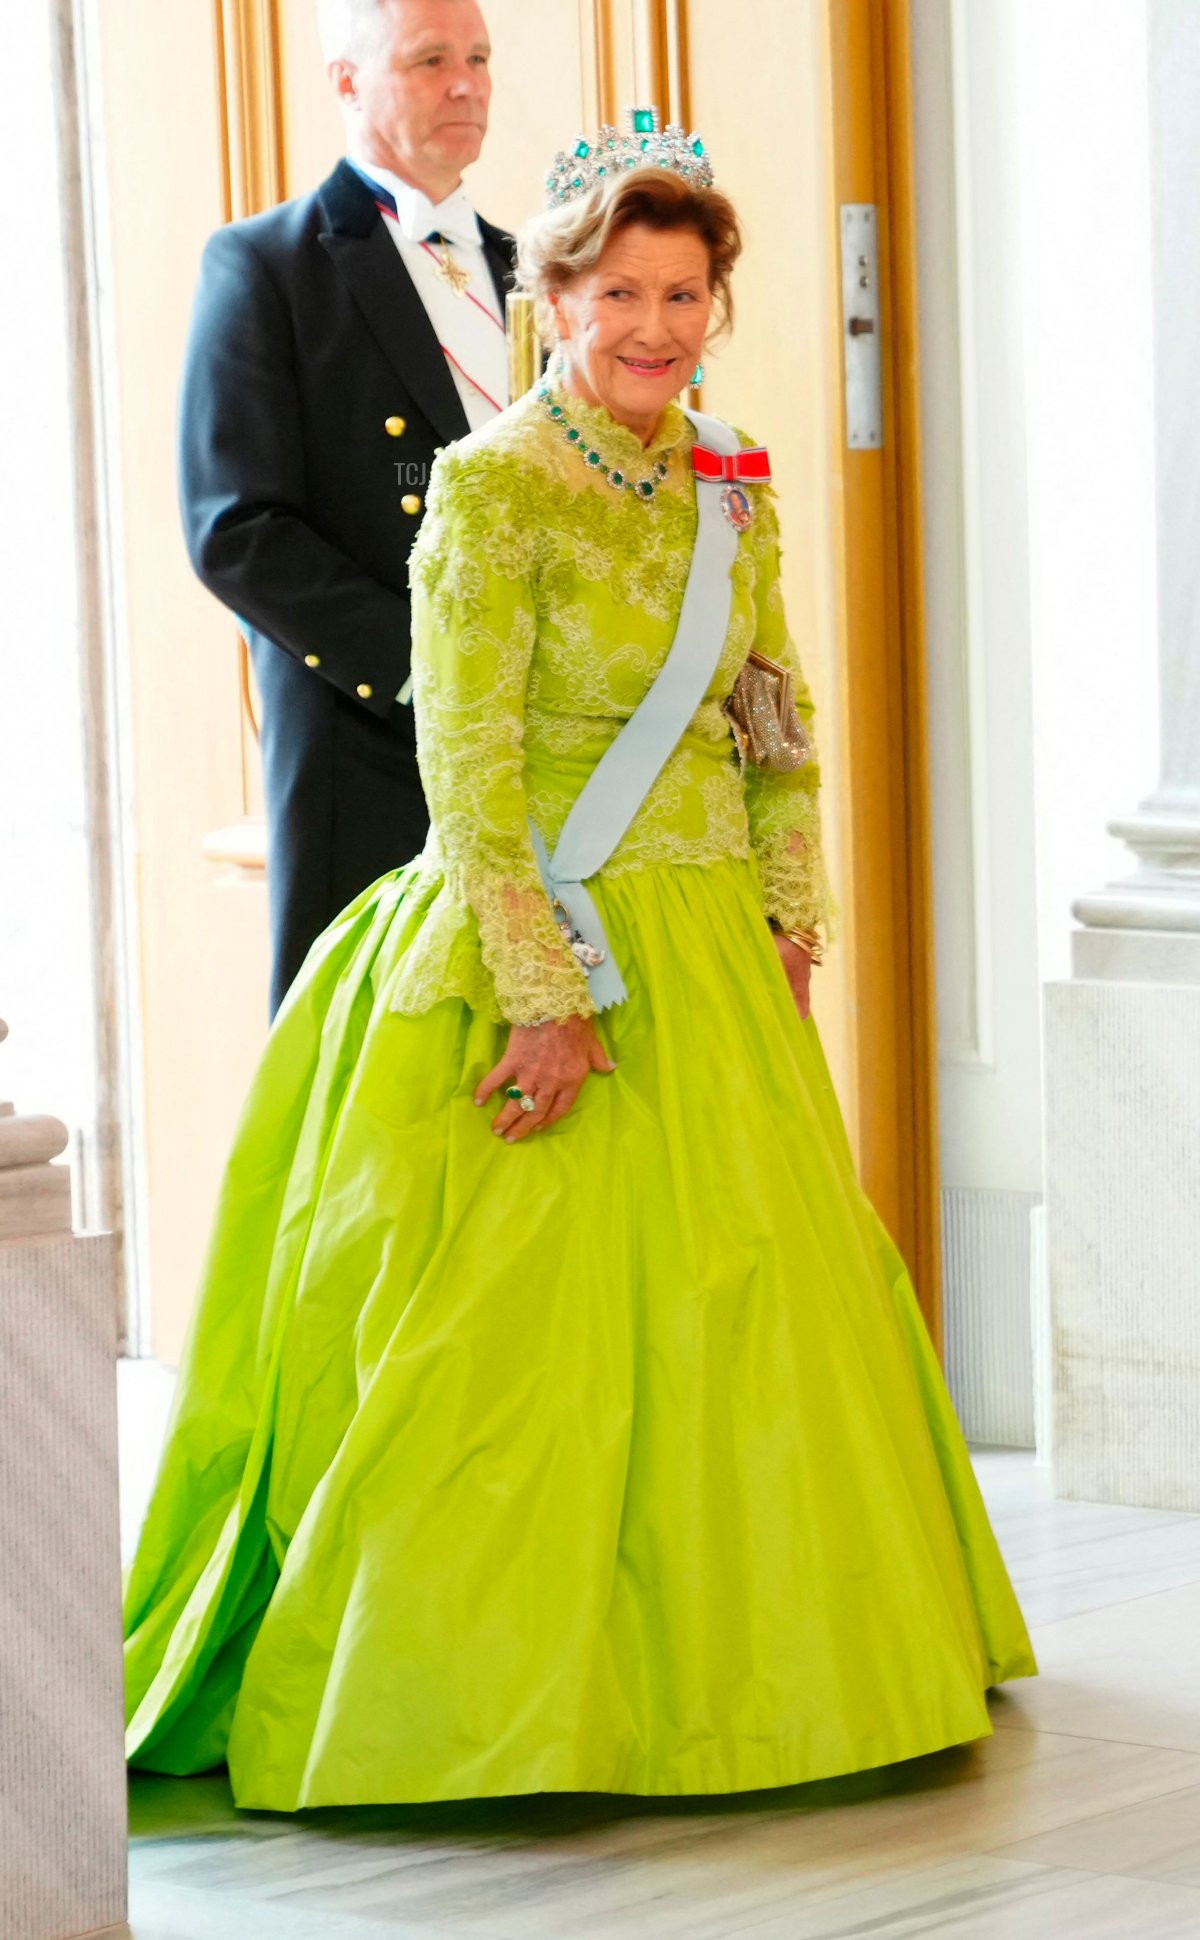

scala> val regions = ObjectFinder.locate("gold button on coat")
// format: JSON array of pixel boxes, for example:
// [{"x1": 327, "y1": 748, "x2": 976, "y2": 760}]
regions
[
  {"x1": 385, "y1": 416, "x2": 407, "y2": 437},
  {"x1": 401, "y1": 494, "x2": 422, "y2": 516},
  {"x1": 357, "y1": 683, "x2": 374, "y2": 700},
  {"x1": 304, "y1": 653, "x2": 321, "y2": 668}
]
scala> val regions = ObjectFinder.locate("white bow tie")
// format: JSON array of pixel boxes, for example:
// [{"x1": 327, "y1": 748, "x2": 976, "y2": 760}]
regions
[
  {"x1": 356, "y1": 162, "x2": 483, "y2": 251},
  {"x1": 410, "y1": 188, "x2": 481, "y2": 251}
]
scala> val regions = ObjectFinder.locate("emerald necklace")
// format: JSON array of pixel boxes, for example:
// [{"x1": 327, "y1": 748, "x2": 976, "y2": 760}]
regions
[{"x1": 538, "y1": 382, "x2": 673, "y2": 502}]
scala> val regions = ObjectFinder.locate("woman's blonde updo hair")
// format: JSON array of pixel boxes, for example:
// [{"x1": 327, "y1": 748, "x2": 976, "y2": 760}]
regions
[{"x1": 516, "y1": 169, "x2": 743, "y2": 350}]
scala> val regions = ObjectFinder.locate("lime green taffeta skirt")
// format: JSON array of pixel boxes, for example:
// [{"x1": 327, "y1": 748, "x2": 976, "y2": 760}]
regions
[{"x1": 124, "y1": 857, "x2": 1035, "y2": 1811}]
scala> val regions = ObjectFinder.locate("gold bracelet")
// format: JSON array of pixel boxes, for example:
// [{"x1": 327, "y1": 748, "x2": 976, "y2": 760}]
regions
[{"x1": 772, "y1": 923, "x2": 825, "y2": 966}]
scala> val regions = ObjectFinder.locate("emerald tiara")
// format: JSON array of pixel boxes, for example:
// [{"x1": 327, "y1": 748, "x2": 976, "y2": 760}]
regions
[{"x1": 545, "y1": 104, "x2": 715, "y2": 210}]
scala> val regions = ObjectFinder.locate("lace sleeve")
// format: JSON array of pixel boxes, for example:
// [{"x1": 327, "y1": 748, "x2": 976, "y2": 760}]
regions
[
  {"x1": 742, "y1": 502, "x2": 834, "y2": 938},
  {"x1": 409, "y1": 447, "x2": 597, "y2": 1025}
]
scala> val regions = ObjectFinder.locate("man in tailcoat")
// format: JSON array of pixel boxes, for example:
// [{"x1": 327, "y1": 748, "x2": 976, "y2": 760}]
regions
[{"x1": 179, "y1": 0, "x2": 512, "y2": 1014}]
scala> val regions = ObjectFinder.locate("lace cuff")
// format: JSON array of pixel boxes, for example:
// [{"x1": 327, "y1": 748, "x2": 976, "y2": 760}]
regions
[
  {"x1": 741, "y1": 494, "x2": 834, "y2": 939},
  {"x1": 752, "y1": 794, "x2": 834, "y2": 937},
  {"x1": 466, "y1": 874, "x2": 597, "y2": 1025}
]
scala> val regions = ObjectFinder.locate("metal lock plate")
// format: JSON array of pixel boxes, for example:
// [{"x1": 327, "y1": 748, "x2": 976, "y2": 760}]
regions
[{"x1": 841, "y1": 204, "x2": 883, "y2": 449}]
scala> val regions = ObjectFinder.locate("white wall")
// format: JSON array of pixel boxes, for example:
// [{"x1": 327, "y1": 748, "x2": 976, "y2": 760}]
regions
[
  {"x1": 1017, "y1": 0, "x2": 1160, "y2": 982},
  {"x1": 915, "y1": 0, "x2": 1043, "y2": 1201},
  {"x1": 0, "y1": 0, "x2": 97, "y2": 1175},
  {"x1": 913, "y1": 0, "x2": 1159, "y2": 1443}
]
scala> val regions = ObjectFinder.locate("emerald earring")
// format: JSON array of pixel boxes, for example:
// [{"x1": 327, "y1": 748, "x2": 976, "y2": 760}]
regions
[{"x1": 691, "y1": 363, "x2": 706, "y2": 386}]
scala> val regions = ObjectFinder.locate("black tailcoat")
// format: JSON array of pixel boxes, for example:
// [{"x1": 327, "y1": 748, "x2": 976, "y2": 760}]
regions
[{"x1": 178, "y1": 159, "x2": 515, "y2": 1014}]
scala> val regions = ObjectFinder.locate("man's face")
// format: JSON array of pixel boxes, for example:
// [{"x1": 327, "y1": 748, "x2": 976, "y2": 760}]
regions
[{"x1": 333, "y1": 0, "x2": 492, "y2": 196}]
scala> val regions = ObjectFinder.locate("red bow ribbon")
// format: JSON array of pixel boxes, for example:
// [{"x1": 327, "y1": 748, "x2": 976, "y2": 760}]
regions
[{"x1": 692, "y1": 444, "x2": 773, "y2": 485}]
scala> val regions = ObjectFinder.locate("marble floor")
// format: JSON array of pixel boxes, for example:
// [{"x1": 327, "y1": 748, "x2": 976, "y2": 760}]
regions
[{"x1": 113, "y1": 1378, "x2": 1200, "y2": 1940}]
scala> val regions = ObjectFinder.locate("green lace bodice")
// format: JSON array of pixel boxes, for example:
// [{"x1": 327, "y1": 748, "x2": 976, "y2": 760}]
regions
[{"x1": 391, "y1": 370, "x2": 831, "y2": 1026}]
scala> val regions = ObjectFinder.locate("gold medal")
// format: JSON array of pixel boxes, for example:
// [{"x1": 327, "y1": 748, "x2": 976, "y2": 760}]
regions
[{"x1": 432, "y1": 244, "x2": 472, "y2": 298}]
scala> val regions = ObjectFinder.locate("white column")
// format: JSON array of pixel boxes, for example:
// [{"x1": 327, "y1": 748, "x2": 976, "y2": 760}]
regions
[
  {"x1": 1071, "y1": 0, "x2": 1200, "y2": 983},
  {"x1": 1044, "y1": 0, "x2": 1200, "y2": 1510}
]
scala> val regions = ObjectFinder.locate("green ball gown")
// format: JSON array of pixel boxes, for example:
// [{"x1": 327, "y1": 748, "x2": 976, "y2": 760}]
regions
[{"x1": 124, "y1": 373, "x2": 1035, "y2": 1811}]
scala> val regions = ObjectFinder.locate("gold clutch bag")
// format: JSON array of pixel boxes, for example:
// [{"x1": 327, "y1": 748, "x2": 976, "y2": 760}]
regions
[{"x1": 725, "y1": 650, "x2": 813, "y2": 772}]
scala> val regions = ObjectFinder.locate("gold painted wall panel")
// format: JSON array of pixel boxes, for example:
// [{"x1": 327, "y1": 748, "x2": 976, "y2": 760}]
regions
[
  {"x1": 276, "y1": 1, "x2": 341, "y2": 197},
  {"x1": 216, "y1": 0, "x2": 285, "y2": 215},
  {"x1": 462, "y1": 3, "x2": 592, "y2": 232}
]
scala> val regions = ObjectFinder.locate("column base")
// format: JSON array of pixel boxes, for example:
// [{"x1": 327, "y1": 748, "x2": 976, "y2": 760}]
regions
[
  {"x1": 1073, "y1": 800, "x2": 1200, "y2": 939},
  {"x1": 1073, "y1": 926, "x2": 1200, "y2": 984},
  {"x1": 1044, "y1": 978, "x2": 1200, "y2": 1511}
]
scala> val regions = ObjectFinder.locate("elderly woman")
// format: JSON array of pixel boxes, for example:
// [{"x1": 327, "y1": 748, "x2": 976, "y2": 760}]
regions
[{"x1": 125, "y1": 123, "x2": 1034, "y2": 1811}]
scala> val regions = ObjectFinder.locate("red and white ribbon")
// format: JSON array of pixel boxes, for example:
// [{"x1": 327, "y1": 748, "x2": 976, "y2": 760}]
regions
[{"x1": 692, "y1": 444, "x2": 772, "y2": 485}]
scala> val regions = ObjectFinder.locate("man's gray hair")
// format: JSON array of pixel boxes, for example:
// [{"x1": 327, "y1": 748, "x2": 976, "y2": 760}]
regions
[{"x1": 317, "y1": 0, "x2": 396, "y2": 65}]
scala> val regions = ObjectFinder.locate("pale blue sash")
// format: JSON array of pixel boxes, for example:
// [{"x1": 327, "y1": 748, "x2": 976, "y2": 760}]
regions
[{"x1": 531, "y1": 407, "x2": 744, "y2": 1011}]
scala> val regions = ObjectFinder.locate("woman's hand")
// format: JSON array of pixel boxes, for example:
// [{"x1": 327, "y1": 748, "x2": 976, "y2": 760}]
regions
[
  {"x1": 774, "y1": 933, "x2": 814, "y2": 1021},
  {"x1": 476, "y1": 1015, "x2": 617, "y2": 1143}
]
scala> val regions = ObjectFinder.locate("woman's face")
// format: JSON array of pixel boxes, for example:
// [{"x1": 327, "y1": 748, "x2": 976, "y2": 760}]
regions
[{"x1": 551, "y1": 222, "x2": 714, "y2": 444}]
